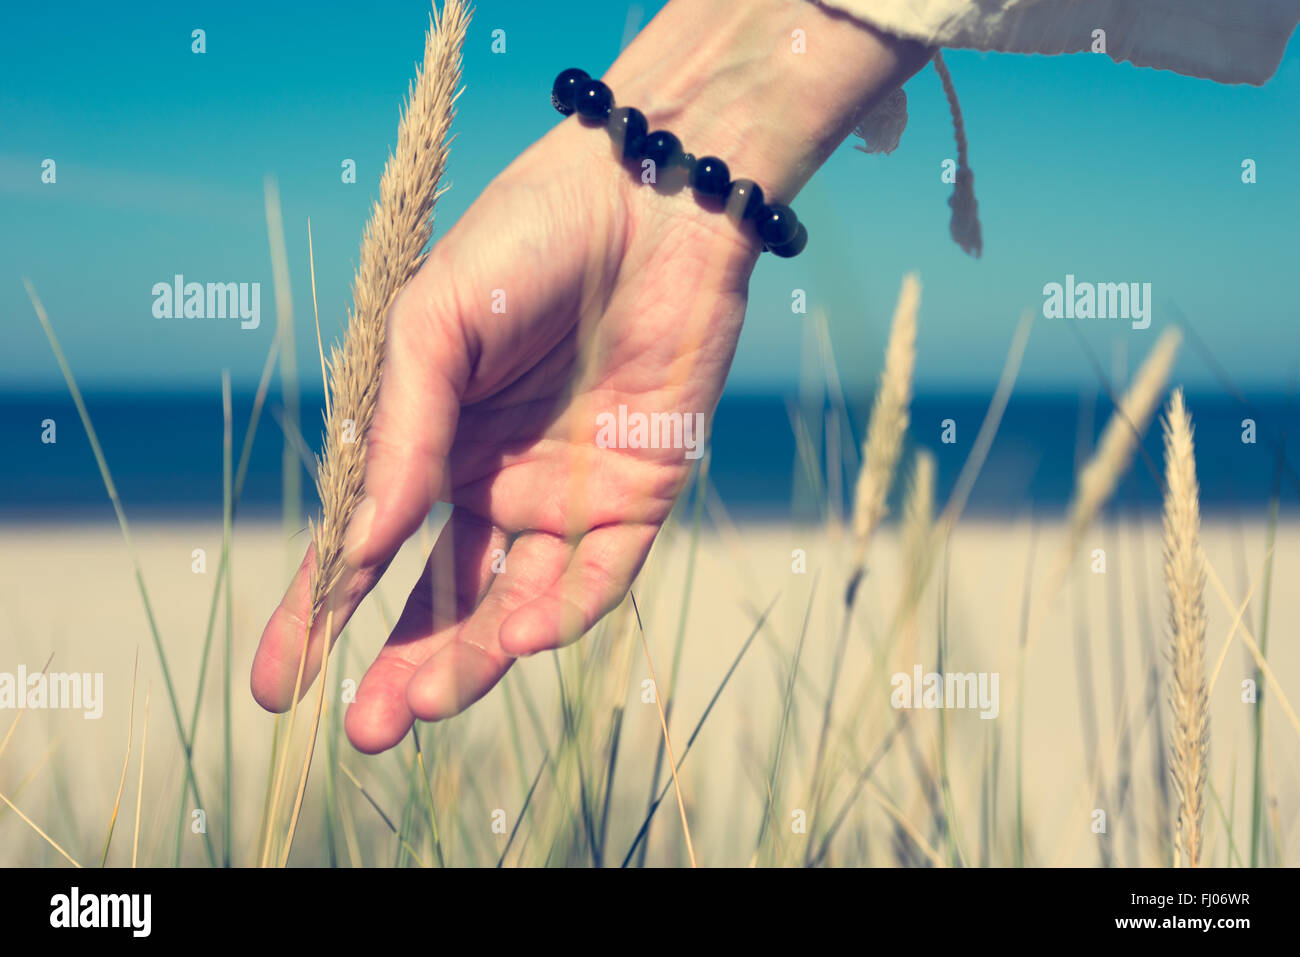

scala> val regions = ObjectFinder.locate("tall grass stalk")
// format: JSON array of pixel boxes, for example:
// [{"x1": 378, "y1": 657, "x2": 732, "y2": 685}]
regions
[
  {"x1": 807, "y1": 277, "x2": 918, "y2": 853},
  {"x1": 132, "y1": 687, "x2": 151, "y2": 868},
  {"x1": 808, "y1": 710, "x2": 908, "y2": 866},
  {"x1": 260, "y1": 605, "x2": 315, "y2": 866},
  {"x1": 24, "y1": 279, "x2": 218, "y2": 867},
  {"x1": 309, "y1": 0, "x2": 469, "y2": 615},
  {"x1": 500, "y1": 680, "x2": 532, "y2": 798},
  {"x1": 621, "y1": 594, "x2": 779, "y2": 866},
  {"x1": 99, "y1": 649, "x2": 139, "y2": 866},
  {"x1": 637, "y1": 455, "x2": 708, "y2": 865},
  {"x1": 177, "y1": 331, "x2": 278, "y2": 863},
  {"x1": 339, "y1": 764, "x2": 426, "y2": 867},
  {"x1": 413, "y1": 731, "x2": 446, "y2": 867},
  {"x1": 756, "y1": 579, "x2": 816, "y2": 864},
  {"x1": 221, "y1": 371, "x2": 234, "y2": 866},
  {"x1": 310, "y1": 225, "x2": 344, "y2": 866},
  {"x1": 1067, "y1": 329, "x2": 1181, "y2": 561},
  {"x1": 899, "y1": 450, "x2": 935, "y2": 663},
  {"x1": 1013, "y1": 524, "x2": 1037, "y2": 866},
  {"x1": 1250, "y1": 445, "x2": 1284, "y2": 865},
  {"x1": 1162, "y1": 389, "x2": 1209, "y2": 867},
  {"x1": 0, "y1": 789, "x2": 82, "y2": 868},
  {"x1": 1203, "y1": 561, "x2": 1300, "y2": 741},
  {"x1": 256, "y1": 0, "x2": 475, "y2": 842},
  {"x1": 280, "y1": 604, "x2": 334, "y2": 865},
  {"x1": 497, "y1": 754, "x2": 550, "y2": 867},
  {"x1": 935, "y1": 541, "x2": 968, "y2": 867},
  {"x1": 0, "y1": 654, "x2": 51, "y2": 765},
  {"x1": 846, "y1": 273, "x2": 919, "y2": 600},
  {"x1": 819, "y1": 312, "x2": 1032, "y2": 863},
  {"x1": 264, "y1": 176, "x2": 302, "y2": 565},
  {"x1": 631, "y1": 593, "x2": 697, "y2": 867}
]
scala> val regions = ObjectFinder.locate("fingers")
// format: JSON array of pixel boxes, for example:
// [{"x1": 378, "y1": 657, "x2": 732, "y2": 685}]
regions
[
  {"x1": 449, "y1": 442, "x2": 684, "y2": 534},
  {"x1": 250, "y1": 545, "x2": 382, "y2": 713},
  {"x1": 405, "y1": 531, "x2": 574, "y2": 722},
  {"x1": 499, "y1": 523, "x2": 658, "y2": 657},
  {"x1": 345, "y1": 509, "x2": 505, "y2": 754},
  {"x1": 343, "y1": 264, "x2": 472, "y2": 573}
]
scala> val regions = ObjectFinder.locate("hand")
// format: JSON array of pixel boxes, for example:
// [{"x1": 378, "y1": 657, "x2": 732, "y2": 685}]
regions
[
  {"x1": 250, "y1": 0, "x2": 933, "y2": 754},
  {"x1": 253, "y1": 115, "x2": 757, "y2": 753}
]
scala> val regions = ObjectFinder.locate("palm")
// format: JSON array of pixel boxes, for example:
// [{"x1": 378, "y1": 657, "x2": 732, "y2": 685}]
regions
[{"x1": 252, "y1": 119, "x2": 758, "y2": 753}]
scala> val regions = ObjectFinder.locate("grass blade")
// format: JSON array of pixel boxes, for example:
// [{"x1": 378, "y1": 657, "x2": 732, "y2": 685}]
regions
[
  {"x1": 222, "y1": 371, "x2": 234, "y2": 866},
  {"x1": 99, "y1": 649, "x2": 139, "y2": 866},
  {"x1": 132, "y1": 686, "x2": 151, "y2": 868},
  {"x1": 24, "y1": 278, "x2": 217, "y2": 868},
  {"x1": 621, "y1": 592, "x2": 779, "y2": 867}
]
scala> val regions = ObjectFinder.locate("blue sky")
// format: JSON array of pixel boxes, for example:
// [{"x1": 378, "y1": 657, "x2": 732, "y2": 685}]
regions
[{"x1": 2, "y1": 0, "x2": 1297, "y2": 396}]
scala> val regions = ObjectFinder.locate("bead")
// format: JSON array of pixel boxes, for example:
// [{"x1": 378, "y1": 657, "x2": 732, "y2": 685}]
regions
[
  {"x1": 768, "y1": 223, "x2": 808, "y2": 258},
  {"x1": 550, "y1": 68, "x2": 589, "y2": 115},
  {"x1": 639, "y1": 131, "x2": 683, "y2": 170},
  {"x1": 690, "y1": 156, "x2": 730, "y2": 198},
  {"x1": 725, "y1": 179, "x2": 764, "y2": 221},
  {"x1": 547, "y1": 72, "x2": 803, "y2": 260},
  {"x1": 756, "y1": 204, "x2": 798, "y2": 246},
  {"x1": 574, "y1": 79, "x2": 614, "y2": 120},
  {"x1": 607, "y1": 106, "x2": 648, "y2": 160}
]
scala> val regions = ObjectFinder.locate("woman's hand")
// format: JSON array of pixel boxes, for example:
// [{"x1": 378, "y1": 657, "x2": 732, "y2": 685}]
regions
[
  {"x1": 252, "y1": 116, "x2": 757, "y2": 754},
  {"x1": 250, "y1": 0, "x2": 933, "y2": 754}
]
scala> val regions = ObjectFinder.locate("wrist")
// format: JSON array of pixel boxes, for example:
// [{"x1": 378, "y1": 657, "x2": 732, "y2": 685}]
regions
[{"x1": 603, "y1": 0, "x2": 933, "y2": 202}]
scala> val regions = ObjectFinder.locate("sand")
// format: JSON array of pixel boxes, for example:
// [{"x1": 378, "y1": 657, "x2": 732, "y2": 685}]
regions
[{"x1": 1, "y1": 515, "x2": 1296, "y2": 866}]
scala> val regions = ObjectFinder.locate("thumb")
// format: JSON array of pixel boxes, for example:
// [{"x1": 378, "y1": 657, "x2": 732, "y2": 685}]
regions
[{"x1": 343, "y1": 260, "x2": 470, "y2": 571}]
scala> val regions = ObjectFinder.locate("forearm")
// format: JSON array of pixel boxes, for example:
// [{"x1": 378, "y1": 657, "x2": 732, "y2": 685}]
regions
[{"x1": 604, "y1": 0, "x2": 934, "y2": 201}]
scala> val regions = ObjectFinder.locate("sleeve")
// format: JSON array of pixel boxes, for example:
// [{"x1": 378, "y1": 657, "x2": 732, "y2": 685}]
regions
[{"x1": 821, "y1": 0, "x2": 1300, "y2": 86}]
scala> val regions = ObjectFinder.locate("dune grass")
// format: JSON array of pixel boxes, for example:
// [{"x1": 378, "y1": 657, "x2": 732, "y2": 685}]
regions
[
  {"x1": 1162, "y1": 389, "x2": 1209, "y2": 867},
  {"x1": 6, "y1": 0, "x2": 1296, "y2": 872},
  {"x1": 23, "y1": 279, "x2": 219, "y2": 869},
  {"x1": 10, "y1": 272, "x2": 1296, "y2": 867}
]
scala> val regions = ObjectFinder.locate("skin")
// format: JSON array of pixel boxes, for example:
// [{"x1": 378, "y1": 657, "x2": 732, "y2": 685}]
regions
[{"x1": 251, "y1": 0, "x2": 934, "y2": 754}]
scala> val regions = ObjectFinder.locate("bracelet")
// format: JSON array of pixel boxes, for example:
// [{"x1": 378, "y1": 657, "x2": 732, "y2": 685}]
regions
[{"x1": 550, "y1": 68, "x2": 808, "y2": 258}]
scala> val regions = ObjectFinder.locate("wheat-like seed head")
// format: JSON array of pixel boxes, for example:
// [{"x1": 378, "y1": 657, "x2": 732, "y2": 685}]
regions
[
  {"x1": 1162, "y1": 387, "x2": 1209, "y2": 867},
  {"x1": 850, "y1": 274, "x2": 919, "y2": 565},
  {"x1": 309, "y1": 0, "x2": 471, "y2": 615},
  {"x1": 896, "y1": 447, "x2": 935, "y2": 664},
  {"x1": 901, "y1": 448, "x2": 935, "y2": 595},
  {"x1": 1066, "y1": 327, "x2": 1180, "y2": 552}
]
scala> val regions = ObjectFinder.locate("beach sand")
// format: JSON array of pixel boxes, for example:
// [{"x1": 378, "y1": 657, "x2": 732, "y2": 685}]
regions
[{"x1": 1, "y1": 515, "x2": 1296, "y2": 866}]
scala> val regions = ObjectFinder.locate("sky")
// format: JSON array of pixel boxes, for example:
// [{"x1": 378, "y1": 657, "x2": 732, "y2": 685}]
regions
[{"x1": 2, "y1": 0, "x2": 1297, "y2": 397}]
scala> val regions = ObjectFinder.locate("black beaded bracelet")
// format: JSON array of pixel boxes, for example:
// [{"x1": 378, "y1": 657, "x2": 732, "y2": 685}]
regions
[{"x1": 551, "y1": 68, "x2": 808, "y2": 258}]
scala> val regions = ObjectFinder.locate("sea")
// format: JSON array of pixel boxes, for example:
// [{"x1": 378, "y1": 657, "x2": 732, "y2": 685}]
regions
[{"x1": 0, "y1": 390, "x2": 1295, "y2": 523}]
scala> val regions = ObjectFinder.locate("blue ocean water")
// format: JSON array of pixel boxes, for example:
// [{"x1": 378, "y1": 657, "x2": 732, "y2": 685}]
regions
[{"x1": 0, "y1": 390, "x2": 1294, "y2": 522}]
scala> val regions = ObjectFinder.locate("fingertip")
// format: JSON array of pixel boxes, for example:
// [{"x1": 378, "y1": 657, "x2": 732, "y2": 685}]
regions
[
  {"x1": 406, "y1": 643, "x2": 509, "y2": 721},
  {"x1": 500, "y1": 599, "x2": 583, "y2": 657},
  {"x1": 250, "y1": 554, "x2": 315, "y2": 713},
  {"x1": 250, "y1": 665, "x2": 291, "y2": 714},
  {"x1": 498, "y1": 607, "x2": 544, "y2": 657},
  {"x1": 344, "y1": 694, "x2": 415, "y2": 755},
  {"x1": 251, "y1": 545, "x2": 373, "y2": 717},
  {"x1": 344, "y1": 656, "x2": 422, "y2": 754}
]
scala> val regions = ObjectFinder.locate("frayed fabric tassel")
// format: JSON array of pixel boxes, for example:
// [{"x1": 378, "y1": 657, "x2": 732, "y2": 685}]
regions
[
  {"x1": 853, "y1": 87, "x2": 908, "y2": 156},
  {"x1": 933, "y1": 51, "x2": 982, "y2": 258}
]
